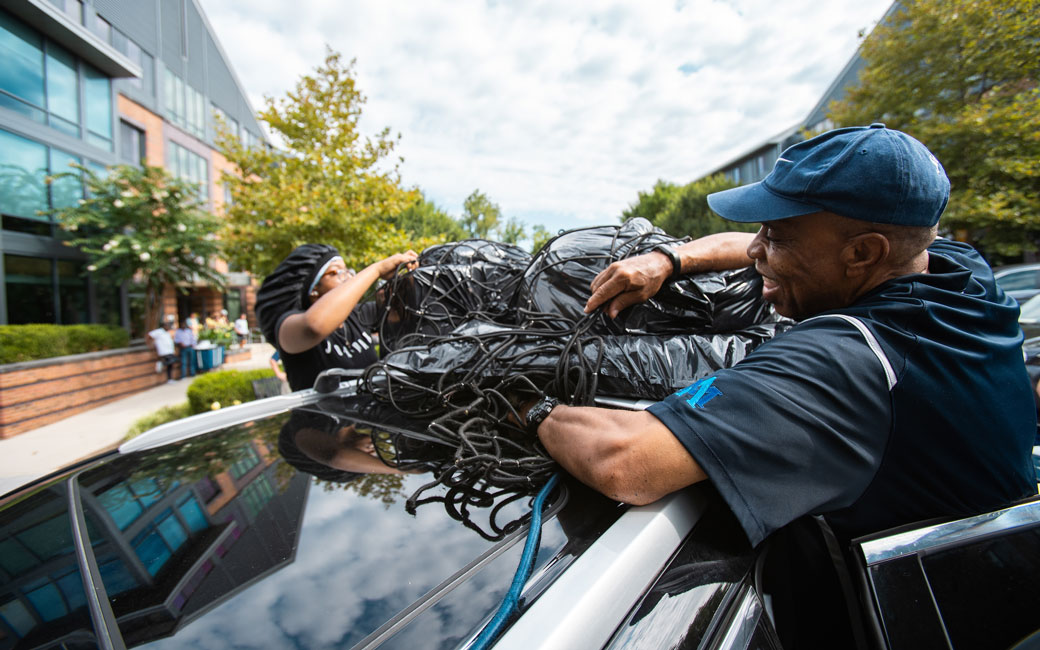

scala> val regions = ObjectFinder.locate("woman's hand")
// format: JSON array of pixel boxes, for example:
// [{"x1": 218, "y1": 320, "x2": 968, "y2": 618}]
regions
[{"x1": 378, "y1": 250, "x2": 419, "y2": 279}]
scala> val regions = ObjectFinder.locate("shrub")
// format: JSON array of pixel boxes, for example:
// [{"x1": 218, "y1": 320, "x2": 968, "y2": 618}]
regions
[
  {"x1": 186, "y1": 368, "x2": 275, "y2": 414},
  {"x1": 125, "y1": 402, "x2": 193, "y2": 440},
  {"x1": 0, "y1": 324, "x2": 130, "y2": 364}
]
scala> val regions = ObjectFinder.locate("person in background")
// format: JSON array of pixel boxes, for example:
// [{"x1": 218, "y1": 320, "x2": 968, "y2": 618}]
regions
[
  {"x1": 233, "y1": 313, "x2": 250, "y2": 349},
  {"x1": 269, "y1": 350, "x2": 288, "y2": 384},
  {"x1": 148, "y1": 321, "x2": 178, "y2": 384},
  {"x1": 255, "y1": 244, "x2": 417, "y2": 391},
  {"x1": 174, "y1": 318, "x2": 197, "y2": 379},
  {"x1": 186, "y1": 311, "x2": 201, "y2": 337}
]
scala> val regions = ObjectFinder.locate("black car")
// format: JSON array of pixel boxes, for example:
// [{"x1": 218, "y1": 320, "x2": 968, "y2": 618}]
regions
[{"x1": 2, "y1": 381, "x2": 1039, "y2": 650}]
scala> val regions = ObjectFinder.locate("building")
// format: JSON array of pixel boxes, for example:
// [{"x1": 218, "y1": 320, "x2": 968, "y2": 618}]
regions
[{"x1": 0, "y1": 0, "x2": 265, "y2": 336}]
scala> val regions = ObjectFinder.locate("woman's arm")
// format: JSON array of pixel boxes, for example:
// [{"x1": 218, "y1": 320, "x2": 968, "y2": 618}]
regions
[{"x1": 278, "y1": 251, "x2": 417, "y2": 353}]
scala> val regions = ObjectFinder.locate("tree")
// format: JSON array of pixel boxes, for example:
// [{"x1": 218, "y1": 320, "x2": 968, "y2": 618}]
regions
[
  {"x1": 497, "y1": 217, "x2": 527, "y2": 245},
  {"x1": 828, "y1": 0, "x2": 1040, "y2": 260},
  {"x1": 622, "y1": 174, "x2": 755, "y2": 239},
  {"x1": 217, "y1": 50, "x2": 418, "y2": 278},
  {"x1": 530, "y1": 224, "x2": 554, "y2": 254},
  {"x1": 460, "y1": 189, "x2": 501, "y2": 239},
  {"x1": 52, "y1": 164, "x2": 225, "y2": 331},
  {"x1": 389, "y1": 193, "x2": 467, "y2": 242}
]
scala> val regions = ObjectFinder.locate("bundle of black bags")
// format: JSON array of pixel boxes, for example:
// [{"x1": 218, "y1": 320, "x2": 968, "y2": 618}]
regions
[{"x1": 366, "y1": 218, "x2": 789, "y2": 406}]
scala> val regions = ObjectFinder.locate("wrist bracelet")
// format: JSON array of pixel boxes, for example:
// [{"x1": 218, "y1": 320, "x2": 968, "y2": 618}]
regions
[{"x1": 653, "y1": 244, "x2": 683, "y2": 279}]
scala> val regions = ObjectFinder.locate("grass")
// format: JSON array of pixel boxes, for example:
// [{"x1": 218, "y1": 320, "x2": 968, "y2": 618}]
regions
[{"x1": 124, "y1": 402, "x2": 192, "y2": 441}]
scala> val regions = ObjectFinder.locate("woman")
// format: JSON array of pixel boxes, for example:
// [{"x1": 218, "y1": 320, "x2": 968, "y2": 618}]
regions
[{"x1": 256, "y1": 244, "x2": 417, "y2": 391}]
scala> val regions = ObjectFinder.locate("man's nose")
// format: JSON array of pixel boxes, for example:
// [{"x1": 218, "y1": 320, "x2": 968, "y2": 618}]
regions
[{"x1": 747, "y1": 227, "x2": 766, "y2": 259}]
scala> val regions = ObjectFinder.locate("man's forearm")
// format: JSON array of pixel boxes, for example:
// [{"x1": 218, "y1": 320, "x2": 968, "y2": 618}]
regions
[
  {"x1": 675, "y1": 232, "x2": 755, "y2": 274},
  {"x1": 536, "y1": 405, "x2": 707, "y2": 505}
]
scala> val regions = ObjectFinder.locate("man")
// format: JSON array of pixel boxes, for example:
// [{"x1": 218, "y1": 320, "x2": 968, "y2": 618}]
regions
[
  {"x1": 173, "y1": 318, "x2": 197, "y2": 379},
  {"x1": 529, "y1": 124, "x2": 1037, "y2": 549},
  {"x1": 233, "y1": 313, "x2": 250, "y2": 349},
  {"x1": 148, "y1": 320, "x2": 178, "y2": 384}
]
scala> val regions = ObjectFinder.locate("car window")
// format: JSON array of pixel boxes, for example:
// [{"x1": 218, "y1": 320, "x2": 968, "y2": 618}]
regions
[
  {"x1": 997, "y1": 269, "x2": 1040, "y2": 291},
  {"x1": 1021, "y1": 295, "x2": 1040, "y2": 321}
]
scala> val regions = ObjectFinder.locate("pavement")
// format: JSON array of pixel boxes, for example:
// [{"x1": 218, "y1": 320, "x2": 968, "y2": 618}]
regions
[{"x1": 0, "y1": 343, "x2": 278, "y2": 496}]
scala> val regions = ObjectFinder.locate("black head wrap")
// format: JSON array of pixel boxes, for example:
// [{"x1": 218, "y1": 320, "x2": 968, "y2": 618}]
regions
[
  {"x1": 277, "y1": 409, "x2": 361, "y2": 484},
  {"x1": 255, "y1": 244, "x2": 341, "y2": 348}
]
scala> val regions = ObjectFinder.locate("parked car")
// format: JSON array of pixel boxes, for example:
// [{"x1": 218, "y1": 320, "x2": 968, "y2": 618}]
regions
[
  {"x1": 994, "y1": 263, "x2": 1040, "y2": 304},
  {"x1": 2, "y1": 381, "x2": 1038, "y2": 650},
  {"x1": 1020, "y1": 294, "x2": 1040, "y2": 340}
]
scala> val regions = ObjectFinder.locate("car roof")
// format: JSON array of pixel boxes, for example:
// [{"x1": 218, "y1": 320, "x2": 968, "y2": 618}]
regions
[{"x1": 0, "y1": 383, "x2": 630, "y2": 649}]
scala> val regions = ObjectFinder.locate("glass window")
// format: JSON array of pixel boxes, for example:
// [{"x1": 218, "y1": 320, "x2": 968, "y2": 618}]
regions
[
  {"x1": 69, "y1": 0, "x2": 84, "y2": 24},
  {"x1": 156, "y1": 510, "x2": 188, "y2": 551},
  {"x1": 49, "y1": 148, "x2": 82, "y2": 211},
  {"x1": 168, "y1": 141, "x2": 209, "y2": 201},
  {"x1": 83, "y1": 63, "x2": 112, "y2": 150},
  {"x1": 4, "y1": 254, "x2": 55, "y2": 324},
  {"x1": 139, "y1": 50, "x2": 154, "y2": 96},
  {"x1": 0, "y1": 538, "x2": 37, "y2": 576},
  {"x1": 0, "y1": 129, "x2": 48, "y2": 220},
  {"x1": 130, "y1": 478, "x2": 162, "y2": 507},
  {"x1": 92, "y1": 263, "x2": 123, "y2": 327},
  {"x1": 997, "y1": 269, "x2": 1040, "y2": 292},
  {"x1": 119, "y1": 120, "x2": 145, "y2": 165},
  {"x1": 177, "y1": 495, "x2": 208, "y2": 532},
  {"x1": 57, "y1": 259, "x2": 88, "y2": 324},
  {"x1": 15, "y1": 514, "x2": 72, "y2": 561},
  {"x1": 25, "y1": 581, "x2": 66, "y2": 622},
  {"x1": 97, "y1": 556, "x2": 139, "y2": 594},
  {"x1": 45, "y1": 42, "x2": 79, "y2": 136},
  {"x1": 55, "y1": 569, "x2": 87, "y2": 612},
  {"x1": 132, "y1": 529, "x2": 171, "y2": 576},
  {"x1": 99, "y1": 484, "x2": 144, "y2": 530},
  {"x1": 92, "y1": 14, "x2": 111, "y2": 43},
  {"x1": 0, "y1": 598, "x2": 35, "y2": 637},
  {"x1": 0, "y1": 9, "x2": 45, "y2": 115}
]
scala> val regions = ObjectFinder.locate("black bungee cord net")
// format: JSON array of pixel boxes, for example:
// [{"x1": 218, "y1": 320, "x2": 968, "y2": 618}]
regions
[{"x1": 355, "y1": 226, "x2": 692, "y2": 536}]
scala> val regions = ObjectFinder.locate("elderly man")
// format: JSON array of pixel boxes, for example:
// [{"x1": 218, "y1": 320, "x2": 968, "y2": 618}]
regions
[{"x1": 527, "y1": 124, "x2": 1037, "y2": 551}]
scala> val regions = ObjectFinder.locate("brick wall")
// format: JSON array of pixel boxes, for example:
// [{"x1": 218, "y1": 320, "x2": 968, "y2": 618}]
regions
[{"x1": 0, "y1": 347, "x2": 252, "y2": 439}]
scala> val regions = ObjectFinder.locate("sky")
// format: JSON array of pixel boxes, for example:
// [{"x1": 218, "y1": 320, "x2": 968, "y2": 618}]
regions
[{"x1": 199, "y1": 0, "x2": 894, "y2": 238}]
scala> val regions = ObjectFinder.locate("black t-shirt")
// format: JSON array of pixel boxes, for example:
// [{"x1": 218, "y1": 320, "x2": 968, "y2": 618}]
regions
[
  {"x1": 648, "y1": 239, "x2": 1038, "y2": 546},
  {"x1": 275, "y1": 302, "x2": 380, "y2": 391}
]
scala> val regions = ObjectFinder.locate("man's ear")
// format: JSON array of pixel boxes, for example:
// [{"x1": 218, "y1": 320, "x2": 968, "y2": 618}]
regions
[{"x1": 842, "y1": 232, "x2": 889, "y2": 277}]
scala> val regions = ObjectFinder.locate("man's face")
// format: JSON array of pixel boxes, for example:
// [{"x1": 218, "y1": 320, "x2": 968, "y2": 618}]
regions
[
  {"x1": 313, "y1": 260, "x2": 354, "y2": 299},
  {"x1": 746, "y1": 211, "x2": 852, "y2": 321}
]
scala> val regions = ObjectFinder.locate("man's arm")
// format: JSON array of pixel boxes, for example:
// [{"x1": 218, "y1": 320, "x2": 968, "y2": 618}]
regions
[
  {"x1": 535, "y1": 405, "x2": 707, "y2": 505},
  {"x1": 585, "y1": 232, "x2": 756, "y2": 318}
]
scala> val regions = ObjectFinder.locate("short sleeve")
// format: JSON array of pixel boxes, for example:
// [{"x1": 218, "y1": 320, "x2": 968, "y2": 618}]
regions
[
  {"x1": 350, "y1": 301, "x2": 382, "y2": 332},
  {"x1": 647, "y1": 319, "x2": 894, "y2": 546}
]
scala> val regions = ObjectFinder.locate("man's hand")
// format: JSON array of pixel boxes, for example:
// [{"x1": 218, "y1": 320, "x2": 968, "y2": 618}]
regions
[{"x1": 584, "y1": 250, "x2": 673, "y2": 318}]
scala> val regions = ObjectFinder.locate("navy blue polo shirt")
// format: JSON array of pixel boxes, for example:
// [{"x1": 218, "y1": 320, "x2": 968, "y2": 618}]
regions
[{"x1": 648, "y1": 239, "x2": 1037, "y2": 547}]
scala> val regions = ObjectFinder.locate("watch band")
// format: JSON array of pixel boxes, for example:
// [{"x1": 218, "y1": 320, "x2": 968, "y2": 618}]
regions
[
  {"x1": 652, "y1": 244, "x2": 683, "y2": 279},
  {"x1": 526, "y1": 396, "x2": 559, "y2": 434}
]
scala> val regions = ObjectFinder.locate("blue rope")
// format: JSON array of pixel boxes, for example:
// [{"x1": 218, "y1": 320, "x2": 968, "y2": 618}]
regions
[{"x1": 470, "y1": 472, "x2": 561, "y2": 650}]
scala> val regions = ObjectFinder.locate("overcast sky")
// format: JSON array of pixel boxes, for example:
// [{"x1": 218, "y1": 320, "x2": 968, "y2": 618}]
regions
[{"x1": 199, "y1": 0, "x2": 893, "y2": 237}]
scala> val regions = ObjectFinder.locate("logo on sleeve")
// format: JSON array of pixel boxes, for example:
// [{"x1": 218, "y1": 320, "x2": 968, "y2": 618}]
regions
[{"x1": 676, "y1": 377, "x2": 722, "y2": 409}]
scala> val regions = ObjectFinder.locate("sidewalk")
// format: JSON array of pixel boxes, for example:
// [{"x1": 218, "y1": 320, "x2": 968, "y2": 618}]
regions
[{"x1": 0, "y1": 343, "x2": 277, "y2": 495}]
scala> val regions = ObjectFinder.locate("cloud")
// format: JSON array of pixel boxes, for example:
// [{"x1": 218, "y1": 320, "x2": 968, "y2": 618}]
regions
[{"x1": 200, "y1": 0, "x2": 892, "y2": 234}]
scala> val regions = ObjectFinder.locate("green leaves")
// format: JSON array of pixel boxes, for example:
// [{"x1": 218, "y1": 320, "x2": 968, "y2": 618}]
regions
[
  {"x1": 217, "y1": 50, "x2": 418, "y2": 279},
  {"x1": 51, "y1": 164, "x2": 225, "y2": 328},
  {"x1": 621, "y1": 174, "x2": 756, "y2": 239},
  {"x1": 829, "y1": 0, "x2": 1040, "y2": 260}
]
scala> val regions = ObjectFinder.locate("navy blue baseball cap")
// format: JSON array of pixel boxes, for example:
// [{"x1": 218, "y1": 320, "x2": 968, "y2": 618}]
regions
[{"x1": 707, "y1": 124, "x2": 950, "y2": 227}]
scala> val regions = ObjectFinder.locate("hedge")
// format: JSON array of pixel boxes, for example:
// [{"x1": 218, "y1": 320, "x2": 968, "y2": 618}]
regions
[
  {"x1": 0, "y1": 324, "x2": 130, "y2": 364},
  {"x1": 186, "y1": 368, "x2": 276, "y2": 414}
]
